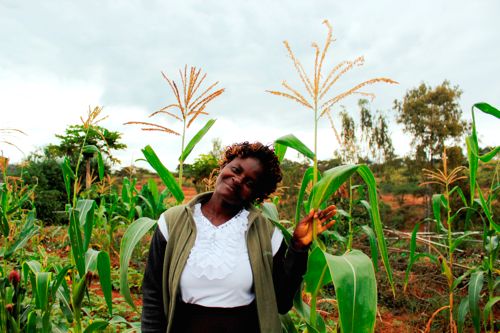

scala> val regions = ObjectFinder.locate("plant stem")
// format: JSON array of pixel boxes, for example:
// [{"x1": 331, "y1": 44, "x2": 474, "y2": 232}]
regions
[
  {"x1": 72, "y1": 130, "x2": 90, "y2": 208},
  {"x1": 347, "y1": 177, "x2": 354, "y2": 251},
  {"x1": 312, "y1": 104, "x2": 319, "y2": 242},
  {"x1": 445, "y1": 182, "x2": 455, "y2": 333},
  {"x1": 178, "y1": 119, "x2": 187, "y2": 190}
]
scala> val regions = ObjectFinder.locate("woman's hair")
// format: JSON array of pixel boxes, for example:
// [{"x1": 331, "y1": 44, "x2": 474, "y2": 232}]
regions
[{"x1": 219, "y1": 141, "x2": 282, "y2": 203}]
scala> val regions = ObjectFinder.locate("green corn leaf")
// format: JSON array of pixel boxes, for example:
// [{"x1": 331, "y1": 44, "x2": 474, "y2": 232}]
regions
[
  {"x1": 293, "y1": 262, "x2": 326, "y2": 332},
  {"x1": 304, "y1": 247, "x2": 332, "y2": 292},
  {"x1": 280, "y1": 313, "x2": 298, "y2": 333},
  {"x1": 83, "y1": 320, "x2": 109, "y2": 333},
  {"x1": 179, "y1": 119, "x2": 216, "y2": 162},
  {"x1": 72, "y1": 276, "x2": 87, "y2": 309},
  {"x1": 119, "y1": 217, "x2": 157, "y2": 311},
  {"x1": 27, "y1": 311, "x2": 37, "y2": 333},
  {"x1": 356, "y1": 165, "x2": 395, "y2": 296},
  {"x1": 431, "y1": 194, "x2": 448, "y2": 233},
  {"x1": 360, "y1": 225, "x2": 378, "y2": 271},
  {"x1": 305, "y1": 323, "x2": 324, "y2": 333},
  {"x1": 304, "y1": 248, "x2": 377, "y2": 333},
  {"x1": 325, "y1": 249, "x2": 377, "y2": 333},
  {"x1": 0, "y1": 188, "x2": 9, "y2": 237},
  {"x1": 35, "y1": 272, "x2": 52, "y2": 311},
  {"x1": 322, "y1": 230, "x2": 347, "y2": 244},
  {"x1": 56, "y1": 284, "x2": 73, "y2": 323},
  {"x1": 483, "y1": 296, "x2": 500, "y2": 330},
  {"x1": 142, "y1": 145, "x2": 184, "y2": 203},
  {"x1": 476, "y1": 185, "x2": 499, "y2": 232},
  {"x1": 5, "y1": 188, "x2": 33, "y2": 215},
  {"x1": 479, "y1": 146, "x2": 500, "y2": 162},
  {"x1": 76, "y1": 199, "x2": 95, "y2": 226},
  {"x1": 85, "y1": 248, "x2": 100, "y2": 273},
  {"x1": 452, "y1": 270, "x2": 471, "y2": 291},
  {"x1": 485, "y1": 235, "x2": 499, "y2": 254},
  {"x1": 76, "y1": 199, "x2": 96, "y2": 252},
  {"x1": 403, "y1": 223, "x2": 438, "y2": 292},
  {"x1": 121, "y1": 178, "x2": 131, "y2": 203},
  {"x1": 274, "y1": 142, "x2": 287, "y2": 163},
  {"x1": 457, "y1": 297, "x2": 469, "y2": 333},
  {"x1": 97, "y1": 251, "x2": 113, "y2": 316},
  {"x1": 309, "y1": 164, "x2": 394, "y2": 296},
  {"x1": 404, "y1": 222, "x2": 421, "y2": 292},
  {"x1": 69, "y1": 209, "x2": 86, "y2": 277},
  {"x1": 53, "y1": 265, "x2": 72, "y2": 319},
  {"x1": 148, "y1": 178, "x2": 160, "y2": 204},
  {"x1": 449, "y1": 186, "x2": 468, "y2": 208},
  {"x1": 473, "y1": 102, "x2": 500, "y2": 119},
  {"x1": 61, "y1": 157, "x2": 75, "y2": 202},
  {"x1": 260, "y1": 202, "x2": 292, "y2": 244},
  {"x1": 83, "y1": 145, "x2": 104, "y2": 180},
  {"x1": 51, "y1": 265, "x2": 72, "y2": 300},
  {"x1": 309, "y1": 164, "x2": 358, "y2": 209},
  {"x1": 439, "y1": 257, "x2": 453, "y2": 287},
  {"x1": 4, "y1": 211, "x2": 39, "y2": 259},
  {"x1": 23, "y1": 260, "x2": 42, "y2": 286},
  {"x1": 275, "y1": 134, "x2": 315, "y2": 161},
  {"x1": 450, "y1": 231, "x2": 475, "y2": 253},
  {"x1": 295, "y1": 167, "x2": 314, "y2": 225},
  {"x1": 360, "y1": 200, "x2": 371, "y2": 219},
  {"x1": 468, "y1": 271, "x2": 484, "y2": 333},
  {"x1": 466, "y1": 135, "x2": 478, "y2": 206}
]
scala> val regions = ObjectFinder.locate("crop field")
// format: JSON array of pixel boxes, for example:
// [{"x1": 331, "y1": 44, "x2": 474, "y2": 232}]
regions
[{"x1": 1, "y1": 20, "x2": 498, "y2": 333}]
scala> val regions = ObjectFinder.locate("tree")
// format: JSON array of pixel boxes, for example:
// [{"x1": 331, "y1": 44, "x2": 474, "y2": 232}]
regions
[
  {"x1": 48, "y1": 124, "x2": 126, "y2": 188},
  {"x1": 22, "y1": 148, "x2": 68, "y2": 224},
  {"x1": 393, "y1": 81, "x2": 467, "y2": 169},
  {"x1": 335, "y1": 99, "x2": 395, "y2": 164}
]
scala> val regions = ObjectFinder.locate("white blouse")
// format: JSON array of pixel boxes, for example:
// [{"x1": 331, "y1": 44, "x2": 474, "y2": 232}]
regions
[{"x1": 157, "y1": 203, "x2": 284, "y2": 307}]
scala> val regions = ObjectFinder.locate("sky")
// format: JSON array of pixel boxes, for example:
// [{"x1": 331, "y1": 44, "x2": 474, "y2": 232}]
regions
[{"x1": 1, "y1": 0, "x2": 499, "y2": 170}]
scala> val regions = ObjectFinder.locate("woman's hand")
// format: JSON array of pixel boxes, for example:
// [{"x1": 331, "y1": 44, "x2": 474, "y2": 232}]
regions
[{"x1": 292, "y1": 205, "x2": 337, "y2": 249}]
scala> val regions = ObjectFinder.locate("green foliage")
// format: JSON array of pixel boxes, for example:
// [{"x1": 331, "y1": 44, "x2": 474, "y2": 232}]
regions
[
  {"x1": 189, "y1": 153, "x2": 219, "y2": 192},
  {"x1": 119, "y1": 217, "x2": 157, "y2": 311},
  {"x1": 21, "y1": 152, "x2": 68, "y2": 224},
  {"x1": 50, "y1": 124, "x2": 126, "y2": 165},
  {"x1": 394, "y1": 80, "x2": 467, "y2": 169}
]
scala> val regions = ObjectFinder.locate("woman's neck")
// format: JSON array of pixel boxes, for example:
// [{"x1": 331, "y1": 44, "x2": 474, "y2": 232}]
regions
[{"x1": 201, "y1": 195, "x2": 243, "y2": 226}]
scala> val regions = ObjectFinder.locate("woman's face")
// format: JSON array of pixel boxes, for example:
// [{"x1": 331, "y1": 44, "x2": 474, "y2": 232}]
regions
[{"x1": 214, "y1": 156, "x2": 263, "y2": 207}]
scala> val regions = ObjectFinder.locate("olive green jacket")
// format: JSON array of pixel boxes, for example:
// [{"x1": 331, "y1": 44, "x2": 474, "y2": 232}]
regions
[{"x1": 161, "y1": 192, "x2": 282, "y2": 333}]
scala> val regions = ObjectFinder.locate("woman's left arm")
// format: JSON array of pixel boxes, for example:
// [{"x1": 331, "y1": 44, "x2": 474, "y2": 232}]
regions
[{"x1": 272, "y1": 240, "x2": 309, "y2": 314}]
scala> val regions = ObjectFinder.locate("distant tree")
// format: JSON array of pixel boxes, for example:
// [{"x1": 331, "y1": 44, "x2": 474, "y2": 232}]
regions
[
  {"x1": 22, "y1": 148, "x2": 67, "y2": 224},
  {"x1": 336, "y1": 99, "x2": 394, "y2": 164},
  {"x1": 393, "y1": 81, "x2": 467, "y2": 169},
  {"x1": 188, "y1": 138, "x2": 224, "y2": 192},
  {"x1": 48, "y1": 124, "x2": 126, "y2": 188}
]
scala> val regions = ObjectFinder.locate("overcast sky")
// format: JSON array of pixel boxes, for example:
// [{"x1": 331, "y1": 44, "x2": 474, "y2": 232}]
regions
[{"x1": 1, "y1": 0, "x2": 499, "y2": 170}]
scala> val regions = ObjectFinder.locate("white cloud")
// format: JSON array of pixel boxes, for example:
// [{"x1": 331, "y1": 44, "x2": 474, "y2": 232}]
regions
[{"x1": 1, "y1": 0, "x2": 498, "y2": 169}]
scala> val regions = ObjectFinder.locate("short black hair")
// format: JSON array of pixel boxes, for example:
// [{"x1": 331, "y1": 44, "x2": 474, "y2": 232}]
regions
[{"x1": 219, "y1": 141, "x2": 282, "y2": 203}]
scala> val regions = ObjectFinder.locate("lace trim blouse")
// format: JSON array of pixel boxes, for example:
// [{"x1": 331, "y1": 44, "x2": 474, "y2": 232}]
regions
[{"x1": 157, "y1": 203, "x2": 283, "y2": 307}]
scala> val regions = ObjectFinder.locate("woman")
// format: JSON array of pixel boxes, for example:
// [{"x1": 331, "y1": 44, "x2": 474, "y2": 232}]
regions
[{"x1": 141, "y1": 142, "x2": 336, "y2": 333}]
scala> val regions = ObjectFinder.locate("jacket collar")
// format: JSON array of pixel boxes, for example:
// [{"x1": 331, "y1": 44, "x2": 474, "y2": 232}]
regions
[{"x1": 185, "y1": 191, "x2": 262, "y2": 226}]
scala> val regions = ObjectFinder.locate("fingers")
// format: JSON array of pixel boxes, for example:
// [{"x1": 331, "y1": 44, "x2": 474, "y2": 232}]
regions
[
  {"x1": 317, "y1": 205, "x2": 337, "y2": 221},
  {"x1": 318, "y1": 219, "x2": 336, "y2": 232}
]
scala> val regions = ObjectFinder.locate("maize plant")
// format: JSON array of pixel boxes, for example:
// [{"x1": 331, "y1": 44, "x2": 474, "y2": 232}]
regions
[{"x1": 266, "y1": 20, "x2": 396, "y2": 333}]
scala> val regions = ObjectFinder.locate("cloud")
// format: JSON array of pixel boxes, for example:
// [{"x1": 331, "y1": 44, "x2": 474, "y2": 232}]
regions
[{"x1": 1, "y1": 0, "x2": 498, "y2": 168}]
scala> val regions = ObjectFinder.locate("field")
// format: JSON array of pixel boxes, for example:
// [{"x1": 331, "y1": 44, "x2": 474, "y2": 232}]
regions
[{"x1": 0, "y1": 21, "x2": 498, "y2": 332}]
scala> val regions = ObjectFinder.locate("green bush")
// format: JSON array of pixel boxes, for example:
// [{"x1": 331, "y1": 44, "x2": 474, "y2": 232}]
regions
[{"x1": 22, "y1": 153, "x2": 67, "y2": 224}]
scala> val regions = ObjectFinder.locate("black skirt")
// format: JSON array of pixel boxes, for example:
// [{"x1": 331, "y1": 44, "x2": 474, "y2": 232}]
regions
[{"x1": 171, "y1": 300, "x2": 260, "y2": 333}]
